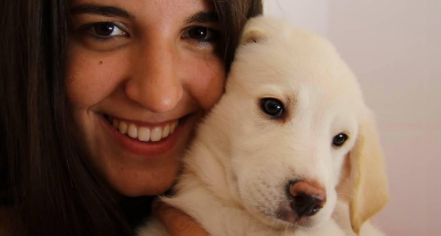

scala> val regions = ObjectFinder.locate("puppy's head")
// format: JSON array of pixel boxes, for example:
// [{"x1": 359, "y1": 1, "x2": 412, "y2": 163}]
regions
[{"x1": 207, "y1": 16, "x2": 388, "y2": 232}]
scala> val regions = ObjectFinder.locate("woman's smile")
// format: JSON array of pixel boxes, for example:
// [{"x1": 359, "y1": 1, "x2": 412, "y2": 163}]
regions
[
  {"x1": 101, "y1": 113, "x2": 190, "y2": 157},
  {"x1": 109, "y1": 115, "x2": 179, "y2": 142}
]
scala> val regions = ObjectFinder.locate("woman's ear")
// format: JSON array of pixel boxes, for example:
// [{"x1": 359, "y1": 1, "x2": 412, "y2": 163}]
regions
[{"x1": 349, "y1": 114, "x2": 389, "y2": 234}]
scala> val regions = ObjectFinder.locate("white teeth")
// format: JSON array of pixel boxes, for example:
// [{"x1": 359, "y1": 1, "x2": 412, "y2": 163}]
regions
[
  {"x1": 170, "y1": 120, "x2": 177, "y2": 133},
  {"x1": 162, "y1": 125, "x2": 170, "y2": 138},
  {"x1": 151, "y1": 127, "x2": 162, "y2": 142},
  {"x1": 110, "y1": 117, "x2": 179, "y2": 142},
  {"x1": 138, "y1": 127, "x2": 151, "y2": 142},
  {"x1": 128, "y1": 124, "x2": 137, "y2": 139},
  {"x1": 118, "y1": 122, "x2": 128, "y2": 134}
]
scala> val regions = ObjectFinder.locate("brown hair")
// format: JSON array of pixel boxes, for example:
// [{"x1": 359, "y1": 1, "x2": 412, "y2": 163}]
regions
[
  {"x1": 214, "y1": 0, "x2": 264, "y2": 72},
  {"x1": 0, "y1": 0, "x2": 262, "y2": 235}
]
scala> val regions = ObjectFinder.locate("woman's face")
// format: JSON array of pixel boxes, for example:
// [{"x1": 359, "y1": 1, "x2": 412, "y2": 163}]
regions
[{"x1": 66, "y1": 0, "x2": 225, "y2": 196}]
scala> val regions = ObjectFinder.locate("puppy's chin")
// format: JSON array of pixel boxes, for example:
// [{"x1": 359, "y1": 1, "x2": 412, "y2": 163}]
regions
[
  {"x1": 250, "y1": 209, "x2": 325, "y2": 231},
  {"x1": 276, "y1": 208, "x2": 331, "y2": 228}
]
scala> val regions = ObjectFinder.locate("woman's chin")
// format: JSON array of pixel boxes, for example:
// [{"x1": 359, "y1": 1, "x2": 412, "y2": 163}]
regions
[
  {"x1": 84, "y1": 111, "x2": 200, "y2": 197},
  {"x1": 111, "y1": 165, "x2": 181, "y2": 197}
]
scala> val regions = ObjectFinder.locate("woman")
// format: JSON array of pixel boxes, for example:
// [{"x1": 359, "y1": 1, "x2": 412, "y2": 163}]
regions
[{"x1": 0, "y1": 0, "x2": 262, "y2": 235}]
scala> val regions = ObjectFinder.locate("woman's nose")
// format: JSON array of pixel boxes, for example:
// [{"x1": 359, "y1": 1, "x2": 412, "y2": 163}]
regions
[{"x1": 125, "y1": 42, "x2": 183, "y2": 113}]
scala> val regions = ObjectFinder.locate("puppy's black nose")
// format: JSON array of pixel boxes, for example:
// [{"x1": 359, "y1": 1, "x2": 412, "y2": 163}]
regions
[{"x1": 289, "y1": 181, "x2": 326, "y2": 217}]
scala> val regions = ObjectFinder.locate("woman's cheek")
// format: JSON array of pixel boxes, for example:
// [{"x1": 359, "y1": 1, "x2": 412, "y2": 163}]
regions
[
  {"x1": 65, "y1": 47, "x2": 128, "y2": 109},
  {"x1": 184, "y1": 57, "x2": 225, "y2": 110}
]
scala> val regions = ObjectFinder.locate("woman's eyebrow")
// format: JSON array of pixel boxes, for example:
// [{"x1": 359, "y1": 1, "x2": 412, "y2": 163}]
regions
[
  {"x1": 185, "y1": 11, "x2": 218, "y2": 24},
  {"x1": 70, "y1": 3, "x2": 134, "y2": 19}
]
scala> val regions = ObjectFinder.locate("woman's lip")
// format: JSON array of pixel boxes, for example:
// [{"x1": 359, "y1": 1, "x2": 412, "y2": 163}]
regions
[{"x1": 100, "y1": 114, "x2": 189, "y2": 157}]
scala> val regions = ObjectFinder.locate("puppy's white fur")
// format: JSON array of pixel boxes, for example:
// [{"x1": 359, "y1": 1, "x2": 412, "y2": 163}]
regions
[{"x1": 138, "y1": 16, "x2": 389, "y2": 236}]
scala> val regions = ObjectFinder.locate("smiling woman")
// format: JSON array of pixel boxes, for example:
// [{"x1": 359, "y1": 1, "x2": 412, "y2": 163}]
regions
[
  {"x1": 0, "y1": 0, "x2": 262, "y2": 236},
  {"x1": 66, "y1": 0, "x2": 227, "y2": 198}
]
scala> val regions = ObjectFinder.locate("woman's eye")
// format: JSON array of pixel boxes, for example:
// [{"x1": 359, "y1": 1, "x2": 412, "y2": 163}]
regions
[
  {"x1": 78, "y1": 22, "x2": 128, "y2": 40},
  {"x1": 93, "y1": 22, "x2": 126, "y2": 37},
  {"x1": 260, "y1": 98, "x2": 285, "y2": 118},
  {"x1": 184, "y1": 27, "x2": 219, "y2": 43},
  {"x1": 73, "y1": 22, "x2": 130, "y2": 51},
  {"x1": 332, "y1": 133, "x2": 349, "y2": 147}
]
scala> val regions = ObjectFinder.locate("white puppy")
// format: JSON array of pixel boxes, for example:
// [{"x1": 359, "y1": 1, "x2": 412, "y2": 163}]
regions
[{"x1": 138, "y1": 16, "x2": 389, "y2": 236}]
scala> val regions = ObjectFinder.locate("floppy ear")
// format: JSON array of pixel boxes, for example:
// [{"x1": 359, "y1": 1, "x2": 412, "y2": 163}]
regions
[{"x1": 349, "y1": 114, "x2": 389, "y2": 234}]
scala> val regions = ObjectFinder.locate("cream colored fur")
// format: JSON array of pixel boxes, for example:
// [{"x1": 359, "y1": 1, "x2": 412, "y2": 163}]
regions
[{"x1": 137, "y1": 16, "x2": 389, "y2": 236}]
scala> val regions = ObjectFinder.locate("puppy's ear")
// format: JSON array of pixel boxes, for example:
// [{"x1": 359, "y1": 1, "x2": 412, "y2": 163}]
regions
[
  {"x1": 239, "y1": 16, "x2": 282, "y2": 45},
  {"x1": 349, "y1": 114, "x2": 389, "y2": 234},
  {"x1": 240, "y1": 28, "x2": 268, "y2": 45}
]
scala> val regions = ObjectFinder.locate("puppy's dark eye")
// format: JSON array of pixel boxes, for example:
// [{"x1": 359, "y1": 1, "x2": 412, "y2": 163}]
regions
[
  {"x1": 260, "y1": 98, "x2": 284, "y2": 118},
  {"x1": 332, "y1": 133, "x2": 348, "y2": 147}
]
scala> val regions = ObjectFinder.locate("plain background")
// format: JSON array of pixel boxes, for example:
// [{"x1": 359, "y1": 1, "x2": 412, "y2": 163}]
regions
[{"x1": 264, "y1": 0, "x2": 441, "y2": 235}]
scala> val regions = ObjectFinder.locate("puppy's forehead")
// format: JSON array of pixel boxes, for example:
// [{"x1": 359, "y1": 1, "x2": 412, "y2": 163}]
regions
[{"x1": 229, "y1": 18, "x2": 364, "y2": 107}]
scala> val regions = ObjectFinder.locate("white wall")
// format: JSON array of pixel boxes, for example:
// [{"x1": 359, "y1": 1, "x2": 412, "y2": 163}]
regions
[
  {"x1": 264, "y1": 0, "x2": 330, "y2": 36},
  {"x1": 265, "y1": 1, "x2": 441, "y2": 235}
]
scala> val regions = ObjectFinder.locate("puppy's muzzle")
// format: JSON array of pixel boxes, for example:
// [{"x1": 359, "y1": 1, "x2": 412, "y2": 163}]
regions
[{"x1": 289, "y1": 180, "x2": 327, "y2": 218}]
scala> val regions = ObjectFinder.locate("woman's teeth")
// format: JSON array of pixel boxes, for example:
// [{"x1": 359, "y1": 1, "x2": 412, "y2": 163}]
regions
[{"x1": 109, "y1": 117, "x2": 178, "y2": 142}]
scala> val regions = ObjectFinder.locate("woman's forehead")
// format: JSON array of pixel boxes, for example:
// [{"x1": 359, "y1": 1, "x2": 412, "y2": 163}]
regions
[{"x1": 69, "y1": 0, "x2": 215, "y2": 18}]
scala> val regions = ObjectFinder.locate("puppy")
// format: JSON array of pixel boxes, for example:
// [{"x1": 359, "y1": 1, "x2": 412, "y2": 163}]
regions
[{"x1": 138, "y1": 16, "x2": 389, "y2": 236}]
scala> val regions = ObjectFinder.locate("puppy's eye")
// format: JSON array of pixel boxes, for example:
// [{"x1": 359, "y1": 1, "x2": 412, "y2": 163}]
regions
[
  {"x1": 332, "y1": 133, "x2": 348, "y2": 147},
  {"x1": 260, "y1": 98, "x2": 284, "y2": 118}
]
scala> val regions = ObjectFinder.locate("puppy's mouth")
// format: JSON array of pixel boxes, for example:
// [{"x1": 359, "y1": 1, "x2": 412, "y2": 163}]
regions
[
  {"x1": 275, "y1": 207, "x2": 315, "y2": 227},
  {"x1": 268, "y1": 192, "x2": 326, "y2": 228}
]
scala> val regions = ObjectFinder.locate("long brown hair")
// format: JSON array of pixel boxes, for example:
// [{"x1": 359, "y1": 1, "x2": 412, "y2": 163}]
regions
[{"x1": 0, "y1": 0, "x2": 262, "y2": 235}]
